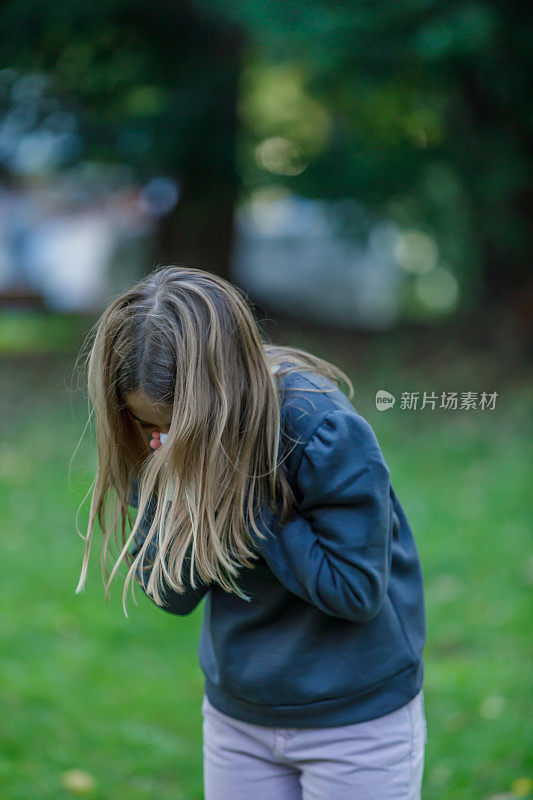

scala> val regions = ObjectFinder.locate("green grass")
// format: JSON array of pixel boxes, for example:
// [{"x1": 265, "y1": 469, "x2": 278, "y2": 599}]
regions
[
  {"x1": 0, "y1": 311, "x2": 94, "y2": 356},
  {"x1": 0, "y1": 336, "x2": 531, "y2": 800}
]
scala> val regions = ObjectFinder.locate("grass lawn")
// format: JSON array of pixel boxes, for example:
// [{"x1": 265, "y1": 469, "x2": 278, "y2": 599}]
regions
[{"x1": 0, "y1": 324, "x2": 531, "y2": 800}]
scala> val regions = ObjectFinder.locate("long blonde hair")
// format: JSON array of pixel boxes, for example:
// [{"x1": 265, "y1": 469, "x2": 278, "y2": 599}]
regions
[{"x1": 73, "y1": 265, "x2": 354, "y2": 616}]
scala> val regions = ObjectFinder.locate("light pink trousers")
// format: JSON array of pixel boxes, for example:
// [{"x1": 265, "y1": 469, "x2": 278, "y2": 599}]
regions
[{"x1": 202, "y1": 690, "x2": 427, "y2": 800}]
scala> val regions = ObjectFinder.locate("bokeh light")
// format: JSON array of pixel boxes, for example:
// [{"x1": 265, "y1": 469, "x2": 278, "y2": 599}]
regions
[
  {"x1": 255, "y1": 136, "x2": 308, "y2": 176},
  {"x1": 414, "y1": 265, "x2": 460, "y2": 311},
  {"x1": 394, "y1": 229, "x2": 439, "y2": 274}
]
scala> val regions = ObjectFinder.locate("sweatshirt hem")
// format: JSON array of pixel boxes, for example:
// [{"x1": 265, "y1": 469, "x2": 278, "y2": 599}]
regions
[{"x1": 203, "y1": 660, "x2": 424, "y2": 728}]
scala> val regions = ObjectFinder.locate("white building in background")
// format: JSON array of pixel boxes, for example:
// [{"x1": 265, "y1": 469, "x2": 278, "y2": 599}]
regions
[
  {"x1": 15, "y1": 204, "x2": 113, "y2": 311},
  {"x1": 232, "y1": 192, "x2": 404, "y2": 331},
  {"x1": 0, "y1": 184, "x2": 153, "y2": 311},
  {"x1": 0, "y1": 184, "x2": 404, "y2": 329}
]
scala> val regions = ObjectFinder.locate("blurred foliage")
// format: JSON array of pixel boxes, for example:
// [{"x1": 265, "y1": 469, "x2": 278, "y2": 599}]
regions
[
  {"x1": 0, "y1": 0, "x2": 530, "y2": 314},
  {"x1": 0, "y1": 0, "x2": 243, "y2": 275},
  {"x1": 0, "y1": 312, "x2": 91, "y2": 355},
  {"x1": 205, "y1": 0, "x2": 530, "y2": 312},
  {"x1": 0, "y1": 0, "x2": 240, "y2": 183}
]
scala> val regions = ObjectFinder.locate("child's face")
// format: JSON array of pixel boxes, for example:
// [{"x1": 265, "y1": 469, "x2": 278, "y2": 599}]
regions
[{"x1": 125, "y1": 388, "x2": 172, "y2": 452}]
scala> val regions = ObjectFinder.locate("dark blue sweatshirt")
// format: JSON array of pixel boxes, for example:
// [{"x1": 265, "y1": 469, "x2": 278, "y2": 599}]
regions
[{"x1": 129, "y1": 366, "x2": 426, "y2": 728}]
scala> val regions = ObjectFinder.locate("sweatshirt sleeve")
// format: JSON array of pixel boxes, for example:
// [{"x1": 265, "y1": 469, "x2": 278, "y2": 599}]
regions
[
  {"x1": 256, "y1": 408, "x2": 393, "y2": 623},
  {"x1": 128, "y1": 478, "x2": 211, "y2": 616}
]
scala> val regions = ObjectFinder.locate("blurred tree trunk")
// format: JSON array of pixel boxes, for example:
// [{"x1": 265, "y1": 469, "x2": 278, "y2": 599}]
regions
[
  {"x1": 480, "y1": 191, "x2": 533, "y2": 333},
  {"x1": 153, "y1": 176, "x2": 239, "y2": 282},
  {"x1": 458, "y1": 63, "x2": 533, "y2": 350},
  {"x1": 151, "y1": 21, "x2": 243, "y2": 281}
]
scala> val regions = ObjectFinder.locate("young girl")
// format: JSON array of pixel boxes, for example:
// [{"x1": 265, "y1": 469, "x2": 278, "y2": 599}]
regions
[{"x1": 75, "y1": 264, "x2": 427, "y2": 799}]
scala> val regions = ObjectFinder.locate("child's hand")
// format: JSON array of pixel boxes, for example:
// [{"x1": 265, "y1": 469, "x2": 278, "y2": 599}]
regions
[{"x1": 150, "y1": 431, "x2": 163, "y2": 451}]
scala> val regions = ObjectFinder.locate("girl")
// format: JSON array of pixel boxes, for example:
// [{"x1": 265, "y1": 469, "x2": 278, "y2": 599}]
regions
[{"x1": 75, "y1": 264, "x2": 427, "y2": 800}]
